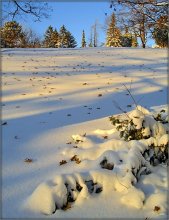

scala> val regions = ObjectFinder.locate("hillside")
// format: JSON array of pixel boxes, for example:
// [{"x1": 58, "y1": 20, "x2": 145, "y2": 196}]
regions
[{"x1": 1, "y1": 47, "x2": 168, "y2": 219}]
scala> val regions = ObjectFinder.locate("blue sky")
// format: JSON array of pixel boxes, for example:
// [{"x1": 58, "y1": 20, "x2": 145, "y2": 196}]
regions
[
  {"x1": 22, "y1": 2, "x2": 112, "y2": 46},
  {"x1": 3, "y1": 1, "x2": 154, "y2": 47}
]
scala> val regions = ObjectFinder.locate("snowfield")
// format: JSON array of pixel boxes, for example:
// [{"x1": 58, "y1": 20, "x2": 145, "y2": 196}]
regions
[{"x1": 1, "y1": 47, "x2": 168, "y2": 219}]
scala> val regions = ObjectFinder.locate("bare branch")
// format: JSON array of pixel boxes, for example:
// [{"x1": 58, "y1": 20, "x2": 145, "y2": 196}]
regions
[{"x1": 2, "y1": 1, "x2": 51, "y2": 22}]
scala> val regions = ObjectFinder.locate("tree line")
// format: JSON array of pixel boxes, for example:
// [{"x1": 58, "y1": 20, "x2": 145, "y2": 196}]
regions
[
  {"x1": 0, "y1": 12, "x2": 167, "y2": 49},
  {"x1": 0, "y1": 22, "x2": 77, "y2": 48},
  {"x1": 105, "y1": 13, "x2": 168, "y2": 48}
]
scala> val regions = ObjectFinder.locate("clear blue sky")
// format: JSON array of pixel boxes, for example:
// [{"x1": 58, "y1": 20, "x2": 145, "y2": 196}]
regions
[
  {"x1": 3, "y1": 1, "x2": 154, "y2": 47},
  {"x1": 16, "y1": 2, "x2": 113, "y2": 47}
]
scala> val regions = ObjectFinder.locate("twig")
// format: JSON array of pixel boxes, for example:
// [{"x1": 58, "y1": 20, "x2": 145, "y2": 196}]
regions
[
  {"x1": 113, "y1": 100, "x2": 131, "y2": 119},
  {"x1": 123, "y1": 83, "x2": 138, "y2": 109}
]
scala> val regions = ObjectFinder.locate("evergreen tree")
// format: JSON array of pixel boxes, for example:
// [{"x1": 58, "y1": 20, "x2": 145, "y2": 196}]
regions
[
  {"x1": 152, "y1": 15, "x2": 168, "y2": 48},
  {"x1": 81, "y1": 30, "x2": 86, "y2": 48},
  {"x1": 58, "y1": 25, "x2": 77, "y2": 48},
  {"x1": 58, "y1": 25, "x2": 68, "y2": 48},
  {"x1": 43, "y1": 25, "x2": 58, "y2": 48},
  {"x1": 120, "y1": 27, "x2": 132, "y2": 47},
  {"x1": 67, "y1": 31, "x2": 77, "y2": 48},
  {"x1": 52, "y1": 28, "x2": 59, "y2": 47},
  {"x1": 0, "y1": 21, "x2": 25, "y2": 48},
  {"x1": 106, "y1": 13, "x2": 121, "y2": 47}
]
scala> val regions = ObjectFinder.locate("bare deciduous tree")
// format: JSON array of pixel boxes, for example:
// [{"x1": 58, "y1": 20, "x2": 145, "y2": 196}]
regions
[
  {"x1": 107, "y1": 0, "x2": 168, "y2": 48},
  {"x1": 109, "y1": 0, "x2": 168, "y2": 25},
  {"x1": 2, "y1": 1, "x2": 51, "y2": 22}
]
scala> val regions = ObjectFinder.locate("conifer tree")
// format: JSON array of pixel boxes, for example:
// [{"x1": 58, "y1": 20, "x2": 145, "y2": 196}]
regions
[
  {"x1": 67, "y1": 31, "x2": 77, "y2": 48},
  {"x1": 58, "y1": 25, "x2": 68, "y2": 48},
  {"x1": 52, "y1": 28, "x2": 59, "y2": 47},
  {"x1": 43, "y1": 25, "x2": 58, "y2": 48},
  {"x1": 0, "y1": 21, "x2": 25, "y2": 48},
  {"x1": 58, "y1": 25, "x2": 77, "y2": 48},
  {"x1": 120, "y1": 27, "x2": 132, "y2": 47},
  {"x1": 106, "y1": 13, "x2": 121, "y2": 47},
  {"x1": 81, "y1": 30, "x2": 86, "y2": 48}
]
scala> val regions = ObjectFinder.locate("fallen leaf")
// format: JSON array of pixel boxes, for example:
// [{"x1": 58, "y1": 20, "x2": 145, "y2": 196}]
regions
[
  {"x1": 98, "y1": 94, "x2": 102, "y2": 97},
  {"x1": 70, "y1": 155, "x2": 81, "y2": 164},
  {"x1": 59, "y1": 160, "x2": 67, "y2": 165},
  {"x1": 62, "y1": 202, "x2": 71, "y2": 211},
  {"x1": 154, "y1": 206, "x2": 160, "y2": 212},
  {"x1": 24, "y1": 158, "x2": 33, "y2": 163},
  {"x1": 73, "y1": 146, "x2": 78, "y2": 148}
]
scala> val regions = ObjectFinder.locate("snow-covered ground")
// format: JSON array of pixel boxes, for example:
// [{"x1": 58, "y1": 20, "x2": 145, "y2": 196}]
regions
[{"x1": 1, "y1": 47, "x2": 168, "y2": 219}]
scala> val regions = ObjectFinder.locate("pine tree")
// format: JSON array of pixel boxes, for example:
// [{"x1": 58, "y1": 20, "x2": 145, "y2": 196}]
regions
[
  {"x1": 81, "y1": 30, "x2": 86, "y2": 48},
  {"x1": 0, "y1": 21, "x2": 25, "y2": 48},
  {"x1": 52, "y1": 28, "x2": 59, "y2": 47},
  {"x1": 43, "y1": 26, "x2": 58, "y2": 48},
  {"x1": 120, "y1": 27, "x2": 132, "y2": 47},
  {"x1": 152, "y1": 15, "x2": 168, "y2": 48},
  {"x1": 58, "y1": 25, "x2": 77, "y2": 48},
  {"x1": 58, "y1": 25, "x2": 68, "y2": 48},
  {"x1": 67, "y1": 31, "x2": 77, "y2": 48},
  {"x1": 106, "y1": 13, "x2": 121, "y2": 47}
]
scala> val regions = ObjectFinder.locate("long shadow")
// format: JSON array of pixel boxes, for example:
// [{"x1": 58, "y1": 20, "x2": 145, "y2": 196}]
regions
[{"x1": 2, "y1": 48, "x2": 168, "y2": 211}]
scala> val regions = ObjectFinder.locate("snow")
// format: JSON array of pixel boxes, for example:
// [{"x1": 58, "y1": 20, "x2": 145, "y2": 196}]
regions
[
  {"x1": 1, "y1": 47, "x2": 168, "y2": 219},
  {"x1": 121, "y1": 187, "x2": 145, "y2": 209}
]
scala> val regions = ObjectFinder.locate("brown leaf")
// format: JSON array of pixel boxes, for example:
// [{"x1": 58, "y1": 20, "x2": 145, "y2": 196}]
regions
[
  {"x1": 75, "y1": 159, "x2": 81, "y2": 164},
  {"x1": 62, "y1": 202, "x2": 71, "y2": 211},
  {"x1": 70, "y1": 155, "x2": 77, "y2": 161},
  {"x1": 154, "y1": 206, "x2": 160, "y2": 212},
  {"x1": 59, "y1": 160, "x2": 67, "y2": 165},
  {"x1": 24, "y1": 158, "x2": 33, "y2": 163},
  {"x1": 70, "y1": 155, "x2": 81, "y2": 164}
]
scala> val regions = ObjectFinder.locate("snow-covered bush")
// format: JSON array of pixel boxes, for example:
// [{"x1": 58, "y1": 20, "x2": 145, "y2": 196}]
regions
[
  {"x1": 25, "y1": 105, "x2": 168, "y2": 216},
  {"x1": 110, "y1": 106, "x2": 168, "y2": 166}
]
